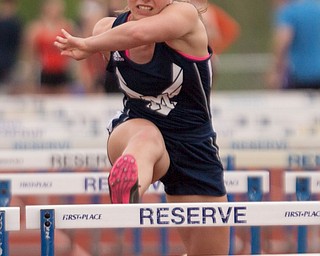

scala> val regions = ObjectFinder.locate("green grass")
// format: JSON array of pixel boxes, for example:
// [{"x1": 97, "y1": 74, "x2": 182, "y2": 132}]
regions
[{"x1": 17, "y1": 0, "x2": 79, "y2": 23}]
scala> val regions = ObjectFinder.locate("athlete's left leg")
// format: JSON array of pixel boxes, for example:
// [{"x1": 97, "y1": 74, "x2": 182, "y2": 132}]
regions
[{"x1": 107, "y1": 118, "x2": 170, "y2": 199}]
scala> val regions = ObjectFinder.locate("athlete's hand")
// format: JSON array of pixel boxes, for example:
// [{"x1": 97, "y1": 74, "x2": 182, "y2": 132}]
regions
[{"x1": 54, "y1": 29, "x2": 92, "y2": 60}]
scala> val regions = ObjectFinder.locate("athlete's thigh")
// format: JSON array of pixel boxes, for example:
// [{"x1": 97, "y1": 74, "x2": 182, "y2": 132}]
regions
[
  {"x1": 108, "y1": 118, "x2": 156, "y2": 161},
  {"x1": 107, "y1": 118, "x2": 169, "y2": 169},
  {"x1": 166, "y1": 194, "x2": 230, "y2": 255}
]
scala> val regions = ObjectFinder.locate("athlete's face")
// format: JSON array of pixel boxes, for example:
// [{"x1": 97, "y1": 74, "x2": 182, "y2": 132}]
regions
[{"x1": 128, "y1": 0, "x2": 171, "y2": 20}]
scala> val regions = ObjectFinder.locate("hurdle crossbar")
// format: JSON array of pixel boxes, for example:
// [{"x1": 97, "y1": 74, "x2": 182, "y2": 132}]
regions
[
  {"x1": 0, "y1": 170, "x2": 269, "y2": 195},
  {"x1": 26, "y1": 201, "x2": 320, "y2": 230},
  {"x1": 0, "y1": 171, "x2": 268, "y2": 255}
]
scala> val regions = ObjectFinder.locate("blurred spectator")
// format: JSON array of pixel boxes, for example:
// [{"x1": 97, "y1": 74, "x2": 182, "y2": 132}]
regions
[
  {"x1": 202, "y1": 3, "x2": 241, "y2": 55},
  {"x1": 202, "y1": 3, "x2": 240, "y2": 86},
  {"x1": 76, "y1": 0, "x2": 108, "y2": 93},
  {"x1": 268, "y1": 0, "x2": 320, "y2": 90},
  {"x1": 23, "y1": 0, "x2": 76, "y2": 94},
  {"x1": 0, "y1": 0, "x2": 22, "y2": 93},
  {"x1": 273, "y1": 0, "x2": 289, "y2": 8}
]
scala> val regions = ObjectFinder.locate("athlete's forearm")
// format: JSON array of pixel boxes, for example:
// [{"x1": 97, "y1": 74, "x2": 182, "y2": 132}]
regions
[{"x1": 84, "y1": 21, "x2": 152, "y2": 52}]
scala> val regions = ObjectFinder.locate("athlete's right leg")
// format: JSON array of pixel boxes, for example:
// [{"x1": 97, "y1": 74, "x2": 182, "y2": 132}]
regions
[
  {"x1": 107, "y1": 118, "x2": 170, "y2": 199},
  {"x1": 167, "y1": 194, "x2": 230, "y2": 255}
]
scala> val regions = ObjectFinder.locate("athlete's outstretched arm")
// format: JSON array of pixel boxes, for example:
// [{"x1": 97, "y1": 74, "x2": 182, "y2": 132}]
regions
[{"x1": 54, "y1": 2, "x2": 202, "y2": 60}]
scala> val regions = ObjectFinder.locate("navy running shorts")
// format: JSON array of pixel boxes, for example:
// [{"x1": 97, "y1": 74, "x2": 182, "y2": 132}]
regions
[
  {"x1": 160, "y1": 132, "x2": 226, "y2": 197},
  {"x1": 107, "y1": 111, "x2": 227, "y2": 197}
]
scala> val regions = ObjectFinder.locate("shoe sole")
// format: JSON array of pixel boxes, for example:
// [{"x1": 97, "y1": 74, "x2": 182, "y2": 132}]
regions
[{"x1": 108, "y1": 154, "x2": 139, "y2": 204}]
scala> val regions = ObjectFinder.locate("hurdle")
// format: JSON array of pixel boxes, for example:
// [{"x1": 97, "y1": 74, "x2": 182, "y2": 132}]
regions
[
  {"x1": 25, "y1": 201, "x2": 319, "y2": 229},
  {"x1": 285, "y1": 171, "x2": 320, "y2": 253},
  {"x1": 285, "y1": 171, "x2": 320, "y2": 197},
  {"x1": 25, "y1": 201, "x2": 320, "y2": 256},
  {"x1": 0, "y1": 207, "x2": 20, "y2": 256},
  {"x1": 0, "y1": 170, "x2": 269, "y2": 255}
]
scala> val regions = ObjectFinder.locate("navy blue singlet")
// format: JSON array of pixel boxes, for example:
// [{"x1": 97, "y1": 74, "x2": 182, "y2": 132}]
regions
[{"x1": 107, "y1": 12, "x2": 226, "y2": 196}]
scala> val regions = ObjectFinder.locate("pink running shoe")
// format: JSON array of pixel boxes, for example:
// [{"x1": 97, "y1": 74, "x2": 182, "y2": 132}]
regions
[{"x1": 108, "y1": 154, "x2": 139, "y2": 204}]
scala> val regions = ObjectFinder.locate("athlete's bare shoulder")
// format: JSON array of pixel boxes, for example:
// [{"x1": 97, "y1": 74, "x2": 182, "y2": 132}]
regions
[
  {"x1": 93, "y1": 17, "x2": 117, "y2": 36},
  {"x1": 164, "y1": 1, "x2": 199, "y2": 19},
  {"x1": 162, "y1": 1, "x2": 208, "y2": 57}
]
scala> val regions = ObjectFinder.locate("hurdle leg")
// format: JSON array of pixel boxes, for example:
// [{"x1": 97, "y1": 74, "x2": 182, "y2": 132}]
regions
[
  {"x1": 0, "y1": 181, "x2": 11, "y2": 208},
  {"x1": 225, "y1": 156, "x2": 236, "y2": 255},
  {"x1": 296, "y1": 177, "x2": 311, "y2": 253},
  {"x1": 0, "y1": 211, "x2": 8, "y2": 256},
  {"x1": 133, "y1": 192, "x2": 168, "y2": 255},
  {"x1": 160, "y1": 194, "x2": 168, "y2": 256},
  {"x1": 0, "y1": 180, "x2": 11, "y2": 256},
  {"x1": 248, "y1": 177, "x2": 263, "y2": 254},
  {"x1": 41, "y1": 209, "x2": 55, "y2": 256},
  {"x1": 133, "y1": 228, "x2": 142, "y2": 255}
]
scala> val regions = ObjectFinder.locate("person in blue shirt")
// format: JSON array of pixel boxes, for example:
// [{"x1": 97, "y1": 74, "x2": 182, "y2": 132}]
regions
[
  {"x1": 55, "y1": 0, "x2": 229, "y2": 255},
  {"x1": 268, "y1": 0, "x2": 320, "y2": 89}
]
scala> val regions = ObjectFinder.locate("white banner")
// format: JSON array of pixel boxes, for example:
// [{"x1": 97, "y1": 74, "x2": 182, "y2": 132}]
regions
[
  {"x1": 1, "y1": 149, "x2": 320, "y2": 170},
  {"x1": 221, "y1": 150, "x2": 320, "y2": 169},
  {"x1": 0, "y1": 137, "x2": 104, "y2": 150},
  {"x1": 1, "y1": 136, "x2": 319, "y2": 151},
  {"x1": 0, "y1": 149, "x2": 110, "y2": 170}
]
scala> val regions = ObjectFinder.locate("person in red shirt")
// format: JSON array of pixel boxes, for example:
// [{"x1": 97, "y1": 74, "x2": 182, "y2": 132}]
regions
[
  {"x1": 201, "y1": 3, "x2": 240, "y2": 87},
  {"x1": 202, "y1": 3, "x2": 240, "y2": 55},
  {"x1": 24, "y1": 0, "x2": 75, "y2": 94}
]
